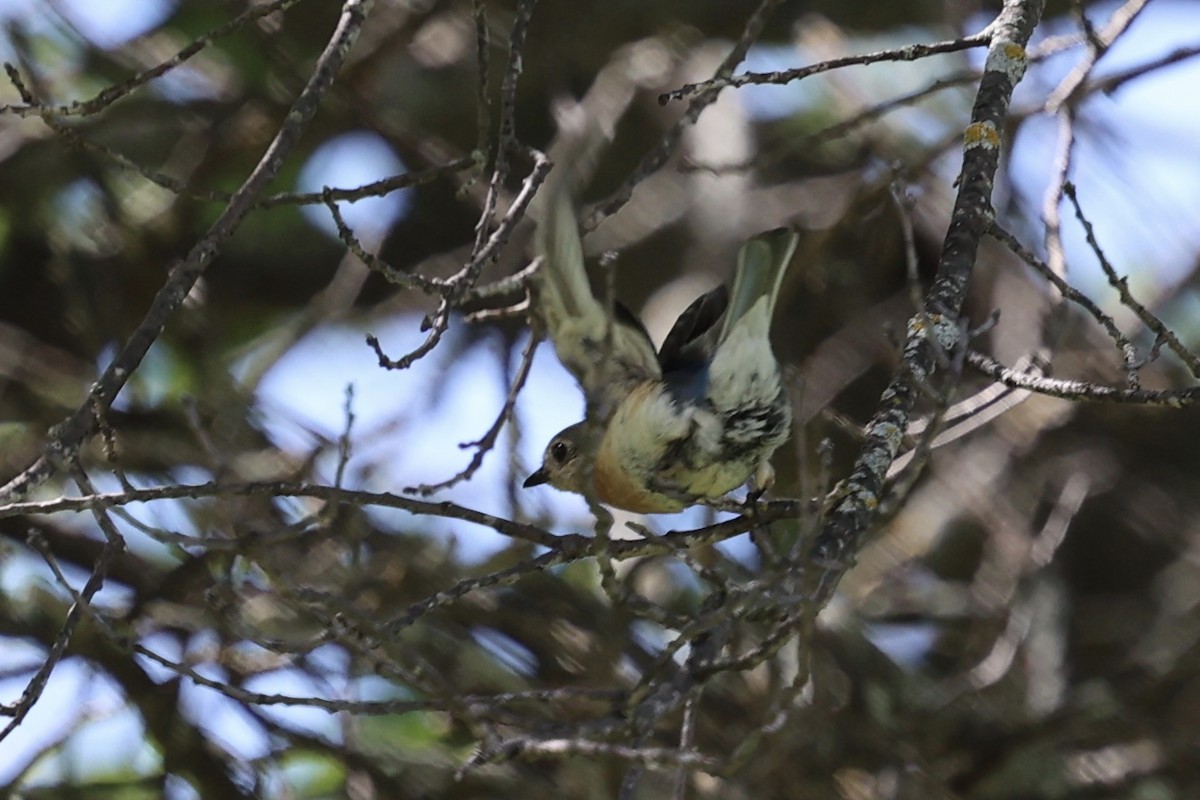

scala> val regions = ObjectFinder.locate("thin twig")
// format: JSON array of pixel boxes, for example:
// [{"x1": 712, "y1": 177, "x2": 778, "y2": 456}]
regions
[
  {"x1": 0, "y1": 0, "x2": 310, "y2": 118},
  {"x1": 0, "y1": 0, "x2": 378, "y2": 505},
  {"x1": 407, "y1": 330, "x2": 542, "y2": 495},
  {"x1": 967, "y1": 350, "x2": 1200, "y2": 406},
  {"x1": 659, "y1": 33, "x2": 990, "y2": 104},
  {"x1": 1063, "y1": 183, "x2": 1200, "y2": 379}
]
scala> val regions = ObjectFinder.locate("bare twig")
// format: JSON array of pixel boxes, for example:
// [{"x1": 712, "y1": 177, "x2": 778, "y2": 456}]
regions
[
  {"x1": 658, "y1": 33, "x2": 991, "y2": 104},
  {"x1": 0, "y1": 0, "x2": 377, "y2": 504},
  {"x1": 1063, "y1": 183, "x2": 1200, "y2": 379},
  {"x1": 584, "y1": 0, "x2": 789, "y2": 227},
  {"x1": 0, "y1": 0, "x2": 310, "y2": 118},
  {"x1": 967, "y1": 350, "x2": 1200, "y2": 406},
  {"x1": 407, "y1": 330, "x2": 542, "y2": 495}
]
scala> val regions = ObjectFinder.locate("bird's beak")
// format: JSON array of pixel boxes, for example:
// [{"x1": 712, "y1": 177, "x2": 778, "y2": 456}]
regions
[{"x1": 523, "y1": 468, "x2": 550, "y2": 488}]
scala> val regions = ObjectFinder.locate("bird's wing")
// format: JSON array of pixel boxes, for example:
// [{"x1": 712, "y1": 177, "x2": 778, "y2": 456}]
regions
[
  {"x1": 718, "y1": 227, "x2": 799, "y2": 344},
  {"x1": 657, "y1": 285, "x2": 728, "y2": 406},
  {"x1": 533, "y1": 120, "x2": 661, "y2": 407},
  {"x1": 659, "y1": 229, "x2": 797, "y2": 406},
  {"x1": 657, "y1": 285, "x2": 728, "y2": 374}
]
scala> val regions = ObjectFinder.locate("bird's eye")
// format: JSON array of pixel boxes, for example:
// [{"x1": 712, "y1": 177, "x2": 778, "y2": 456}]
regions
[{"x1": 550, "y1": 441, "x2": 571, "y2": 463}]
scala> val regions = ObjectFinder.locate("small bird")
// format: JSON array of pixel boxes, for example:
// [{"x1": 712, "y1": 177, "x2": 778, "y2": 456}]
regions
[{"x1": 523, "y1": 123, "x2": 797, "y2": 513}]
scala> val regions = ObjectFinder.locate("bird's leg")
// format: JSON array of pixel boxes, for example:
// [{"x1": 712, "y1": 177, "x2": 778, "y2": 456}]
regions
[
  {"x1": 738, "y1": 460, "x2": 781, "y2": 561},
  {"x1": 745, "y1": 492, "x2": 780, "y2": 564},
  {"x1": 744, "y1": 460, "x2": 776, "y2": 506}
]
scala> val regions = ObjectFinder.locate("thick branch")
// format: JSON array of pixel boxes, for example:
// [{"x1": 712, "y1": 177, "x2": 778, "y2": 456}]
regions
[{"x1": 809, "y1": 0, "x2": 1046, "y2": 585}]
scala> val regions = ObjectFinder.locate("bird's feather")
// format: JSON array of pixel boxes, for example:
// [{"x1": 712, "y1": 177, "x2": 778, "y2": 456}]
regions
[
  {"x1": 533, "y1": 122, "x2": 660, "y2": 409},
  {"x1": 658, "y1": 285, "x2": 728, "y2": 374},
  {"x1": 718, "y1": 227, "x2": 799, "y2": 344}
]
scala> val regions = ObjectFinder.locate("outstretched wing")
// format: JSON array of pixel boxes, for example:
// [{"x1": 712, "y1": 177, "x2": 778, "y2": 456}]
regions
[
  {"x1": 718, "y1": 227, "x2": 798, "y2": 344},
  {"x1": 657, "y1": 285, "x2": 728, "y2": 375},
  {"x1": 532, "y1": 121, "x2": 660, "y2": 408},
  {"x1": 657, "y1": 285, "x2": 728, "y2": 406}
]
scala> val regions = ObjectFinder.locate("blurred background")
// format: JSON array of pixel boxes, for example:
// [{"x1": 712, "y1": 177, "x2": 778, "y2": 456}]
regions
[{"x1": 2, "y1": 0, "x2": 1200, "y2": 797}]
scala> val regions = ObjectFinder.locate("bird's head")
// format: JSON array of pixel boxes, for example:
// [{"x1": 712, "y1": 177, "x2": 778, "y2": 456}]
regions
[{"x1": 523, "y1": 422, "x2": 589, "y2": 495}]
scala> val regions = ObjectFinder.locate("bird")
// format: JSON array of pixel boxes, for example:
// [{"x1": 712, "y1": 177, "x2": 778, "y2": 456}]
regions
[{"x1": 522, "y1": 123, "x2": 797, "y2": 513}]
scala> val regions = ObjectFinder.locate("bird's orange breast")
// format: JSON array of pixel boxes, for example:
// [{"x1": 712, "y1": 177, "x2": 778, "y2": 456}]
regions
[
  {"x1": 592, "y1": 456, "x2": 685, "y2": 513},
  {"x1": 591, "y1": 410, "x2": 687, "y2": 514}
]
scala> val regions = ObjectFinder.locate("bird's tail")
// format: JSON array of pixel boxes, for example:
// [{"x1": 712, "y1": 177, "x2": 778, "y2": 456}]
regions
[{"x1": 718, "y1": 227, "x2": 799, "y2": 343}]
